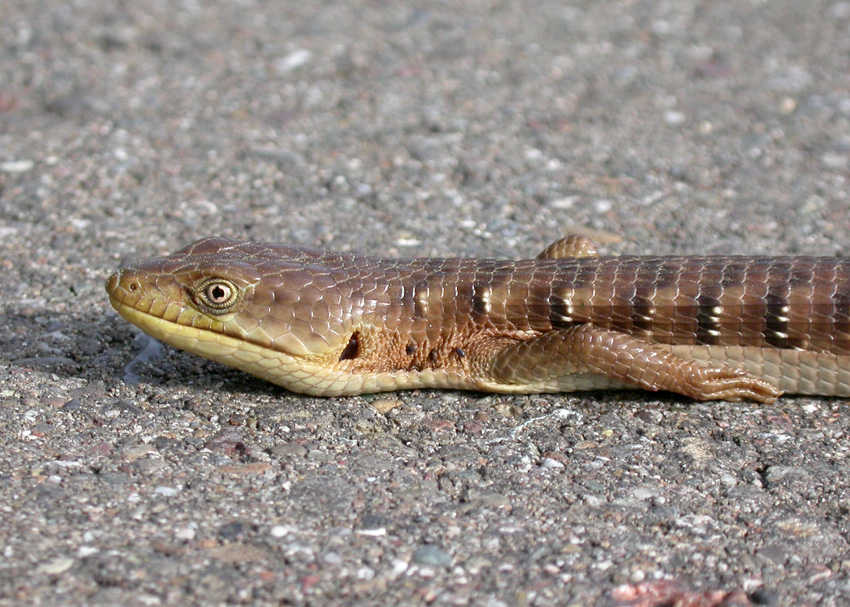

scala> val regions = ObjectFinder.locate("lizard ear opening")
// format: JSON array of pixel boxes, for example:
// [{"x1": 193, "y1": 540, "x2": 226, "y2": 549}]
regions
[{"x1": 339, "y1": 331, "x2": 360, "y2": 361}]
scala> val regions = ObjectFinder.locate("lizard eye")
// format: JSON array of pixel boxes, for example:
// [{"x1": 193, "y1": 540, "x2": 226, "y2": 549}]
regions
[{"x1": 195, "y1": 279, "x2": 240, "y2": 311}]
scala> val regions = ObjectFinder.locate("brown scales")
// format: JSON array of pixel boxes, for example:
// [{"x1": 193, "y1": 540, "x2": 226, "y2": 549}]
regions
[{"x1": 106, "y1": 234, "x2": 850, "y2": 401}]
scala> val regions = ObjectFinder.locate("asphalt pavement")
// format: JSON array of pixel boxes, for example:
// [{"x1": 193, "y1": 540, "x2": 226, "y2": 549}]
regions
[{"x1": 2, "y1": 1, "x2": 850, "y2": 605}]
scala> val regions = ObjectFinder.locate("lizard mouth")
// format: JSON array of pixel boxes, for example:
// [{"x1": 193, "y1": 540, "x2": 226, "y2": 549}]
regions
[{"x1": 109, "y1": 296, "x2": 301, "y2": 380}]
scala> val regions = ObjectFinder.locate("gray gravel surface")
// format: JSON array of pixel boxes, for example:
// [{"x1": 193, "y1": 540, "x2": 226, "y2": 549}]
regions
[{"x1": 2, "y1": 1, "x2": 850, "y2": 606}]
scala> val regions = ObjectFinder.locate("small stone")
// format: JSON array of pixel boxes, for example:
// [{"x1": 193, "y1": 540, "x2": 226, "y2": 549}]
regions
[
  {"x1": 664, "y1": 110, "x2": 686, "y2": 125},
  {"x1": 356, "y1": 565, "x2": 375, "y2": 580},
  {"x1": 131, "y1": 459, "x2": 169, "y2": 475},
  {"x1": 62, "y1": 399, "x2": 83, "y2": 412},
  {"x1": 411, "y1": 545, "x2": 452, "y2": 567},
  {"x1": 540, "y1": 457, "x2": 565, "y2": 469},
  {"x1": 358, "y1": 514, "x2": 387, "y2": 531},
  {"x1": 0, "y1": 159, "x2": 34, "y2": 173},
  {"x1": 780, "y1": 97, "x2": 797, "y2": 114},
  {"x1": 549, "y1": 196, "x2": 578, "y2": 209},
  {"x1": 218, "y1": 521, "x2": 250, "y2": 540},
  {"x1": 176, "y1": 525, "x2": 197, "y2": 541},
  {"x1": 323, "y1": 551, "x2": 342, "y2": 565},
  {"x1": 270, "y1": 525, "x2": 292, "y2": 538},
  {"x1": 106, "y1": 400, "x2": 144, "y2": 417},
  {"x1": 720, "y1": 473, "x2": 738, "y2": 487},
  {"x1": 275, "y1": 49, "x2": 312, "y2": 74},
  {"x1": 271, "y1": 442, "x2": 308, "y2": 457},
  {"x1": 631, "y1": 488, "x2": 657, "y2": 500},
  {"x1": 371, "y1": 398, "x2": 402, "y2": 415},
  {"x1": 355, "y1": 527, "x2": 386, "y2": 537},
  {"x1": 219, "y1": 462, "x2": 272, "y2": 475},
  {"x1": 204, "y1": 428, "x2": 248, "y2": 456},
  {"x1": 307, "y1": 449, "x2": 328, "y2": 462},
  {"x1": 391, "y1": 559, "x2": 409, "y2": 575},
  {"x1": 583, "y1": 494, "x2": 605, "y2": 506},
  {"x1": 36, "y1": 557, "x2": 75, "y2": 575},
  {"x1": 764, "y1": 465, "x2": 810, "y2": 483},
  {"x1": 208, "y1": 543, "x2": 271, "y2": 563},
  {"x1": 822, "y1": 153, "x2": 848, "y2": 169},
  {"x1": 594, "y1": 199, "x2": 613, "y2": 212}
]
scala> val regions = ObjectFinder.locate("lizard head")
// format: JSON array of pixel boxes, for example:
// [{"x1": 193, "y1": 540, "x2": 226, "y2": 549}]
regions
[{"x1": 105, "y1": 237, "x2": 354, "y2": 391}]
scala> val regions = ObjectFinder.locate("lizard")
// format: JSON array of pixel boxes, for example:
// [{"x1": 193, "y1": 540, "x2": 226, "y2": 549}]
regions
[{"x1": 105, "y1": 235, "x2": 850, "y2": 402}]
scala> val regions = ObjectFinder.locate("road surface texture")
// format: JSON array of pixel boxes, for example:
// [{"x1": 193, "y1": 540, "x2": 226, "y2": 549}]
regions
[{"x1": 2, "y1": 1, "x2": 850, "y2": 606}]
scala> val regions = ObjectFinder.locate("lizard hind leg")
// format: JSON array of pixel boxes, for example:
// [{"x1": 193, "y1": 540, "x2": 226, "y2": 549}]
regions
[
  {"x1": 537, "y1": 234, "x2": 599, "y2": 259},
  {"x1": 485, "y1": 325, "x2": 783, "y2": 404}
]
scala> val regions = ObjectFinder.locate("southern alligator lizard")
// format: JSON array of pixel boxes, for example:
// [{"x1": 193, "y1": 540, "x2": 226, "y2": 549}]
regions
[{"x1": 105, "y1": 235, "x2": 850, "y2": 403}]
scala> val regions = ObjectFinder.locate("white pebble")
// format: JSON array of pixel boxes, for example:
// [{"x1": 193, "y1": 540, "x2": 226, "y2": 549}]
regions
[
  {"x1": 36, "y1": 557, "x2": 75, "y2": 575},
  {"x1": 541, "y1": 457, "x2": 565, "y2": 469},
  {"x1": 270, "y1": 525, "x2": 293, "y2": 538},
  {"x1": 77, "y1": 546, "x2": 99, "y2": 558},
  {"x1": 275, "y1": 49, "x2": 312, "y2": 74},
  {"x1": 0, "y1": 159, "x2": 34, "y2": 173}
]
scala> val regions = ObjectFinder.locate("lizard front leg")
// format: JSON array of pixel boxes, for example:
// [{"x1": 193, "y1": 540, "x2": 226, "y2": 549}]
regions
[{"x1": 484, "y1": 325, "x2": 783, "y2": 403}]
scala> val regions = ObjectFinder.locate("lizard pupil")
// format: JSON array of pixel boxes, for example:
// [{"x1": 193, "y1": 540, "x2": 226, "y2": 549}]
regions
[
  {"x1": 198, "y1": 279, "x2": 239, "y2": 310},
  {"x1": 209, "y1": 284, "x2": 229, "y2": 302}
]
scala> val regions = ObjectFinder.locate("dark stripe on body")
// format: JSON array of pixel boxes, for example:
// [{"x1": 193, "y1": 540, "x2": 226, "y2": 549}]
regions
[
  {"x1": 695, "y1": 292, "x2": 723, "y2": 346},
  {"x1": 764, "y1": 291, "x2": 791, "y2": 349}
]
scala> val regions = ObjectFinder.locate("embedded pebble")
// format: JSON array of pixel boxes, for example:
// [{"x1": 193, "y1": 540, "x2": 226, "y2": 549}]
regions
[
  {"x1": 36, "y1": 557, "x2": 74, "y2": 575},
  {"x1": 411, "y1": 545, "x2": 452, "y2": 568},
  {"x1": 3, "y1": 2, "x2": 848, "y2": 606},
  {"x1": 0, "y1": 159, "x2": 34, "y2": 173}
]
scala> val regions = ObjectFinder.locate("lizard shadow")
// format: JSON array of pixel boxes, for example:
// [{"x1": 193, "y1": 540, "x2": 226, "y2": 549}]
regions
[
  {"x1": 0, "y1": 306, "x2": 281, "y2": 399},
  {"x1": 0, "y1": 307, "x2": 729, "y2": 407}
]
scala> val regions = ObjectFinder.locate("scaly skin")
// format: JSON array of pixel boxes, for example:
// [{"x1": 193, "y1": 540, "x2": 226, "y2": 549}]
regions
[{"x1": 105, "y1": 235, "x2": 850, "y2": 402}]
